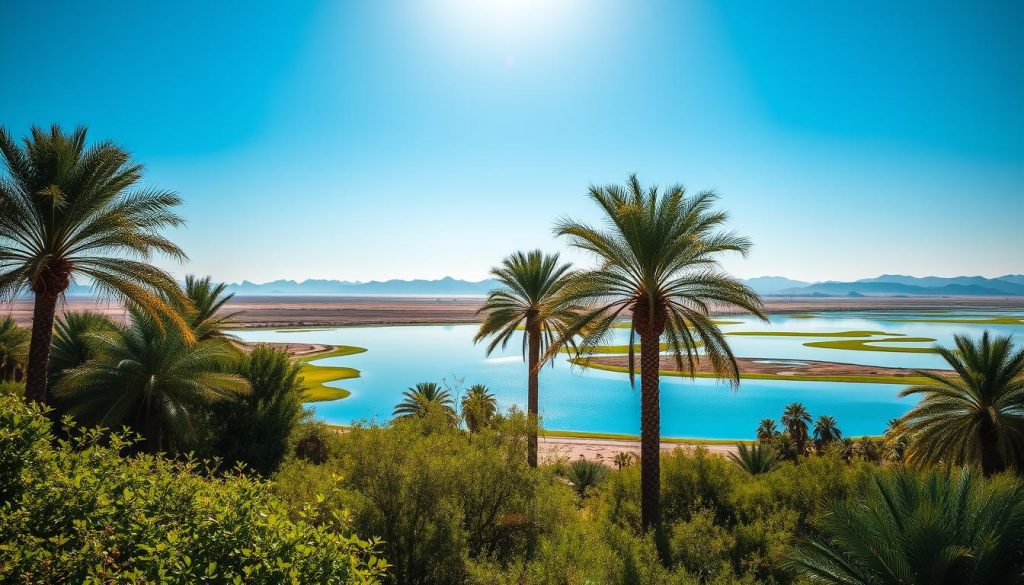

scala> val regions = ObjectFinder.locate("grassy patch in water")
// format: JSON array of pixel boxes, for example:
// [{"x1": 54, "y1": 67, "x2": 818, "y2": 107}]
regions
[
  {"x1": 803, "y1": 337, "x2": 937, "y2": 354},
  {"x1": 298, "y1": 345, "x2": 367, "y2": 402},
  {"x1": 727, "y1": 330, "x2": 901, "y2": 338},
  {"x1": 570, "y1": 357, "x2": 933, "y2": 385}
]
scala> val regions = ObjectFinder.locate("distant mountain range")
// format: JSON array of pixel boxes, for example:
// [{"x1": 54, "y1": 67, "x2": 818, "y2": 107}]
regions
[
  {"x1": 762, "y1": 274, "x2": 1024, "y2": 297},
  {"x1": 58, "y1": 273, "x2": 1024, "y2": 298}
]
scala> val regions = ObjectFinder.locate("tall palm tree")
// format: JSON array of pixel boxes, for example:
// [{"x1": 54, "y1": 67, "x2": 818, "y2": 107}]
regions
[
  {"x1": 0, "y1": 317, "x2": 29, "y2": 382},
  {"x1": 782, "y1": 403, "x2": 812, "y2": 455},
  {"x1": 54, "y1": 307, "x2": 245, "y2": 452},
  {"x1": 178, "y1": 275, "x2": 241, "y2": 342},
  {"x1": 392, "y1": 382, "x2": 457, "y2": 424},
  {"x1": 0, "y1": 125, "x2": 188, "y2": 404},
  {"x1": 900, "y1": 331, "x2": 1024, "y2": 475},
  {"x1": 475, "y1": 250, "x2": 581, "y2": 467},
  {"x1": 756, "y1": 418, "x2": 779, "y2": 443},
  {"x1": 813, "y1": 415, "x2": 842, "y2": 452},
  {"x1": 728, "y1": 442, "x2": 780, "y2": 475},
  {"x1": 461, "y1": 384, "x2": 497, "y2": 433},
  {"x1": 550, "y1": 175, "x2": 765, "y2": 529},
  {"x1": 786, "y1": 467, "x2": 1024, "y2": 583}
]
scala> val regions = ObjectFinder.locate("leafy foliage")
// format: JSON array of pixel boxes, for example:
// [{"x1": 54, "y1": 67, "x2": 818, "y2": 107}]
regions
[
  {"x1": 54, "y1": 306, "x2": 246, "y2": 452},
  {"x1": 392, "y1": 381, "x2": 457, "y2": 424},
  {"x1": 900, "y1": 331, "x2": 1024, "y2": 474},
  {"x1": 729, "y1": 442, "x2": 781, "y2": 475},
  {"x1": 787, "y1": 467, "x2": 1024, "y2": 584},
  {"x1": 206, "y1": 345, "x2": 307, "y2": 475},
  {"x1": 0, "y1": 316, "x2": 28, "y2": 382},
  {"x1": 563, "y1": 459, "x2": 610, "y2": 499},
  {"x1": 178, "y1": 274, "x2": 241, "y2": 342},
  {"x1": 461, "y1": 384, "x2": 497, "y2": 433},
  {"x1": 0, "y1": 394, "x2": 385, "y2": 583}
]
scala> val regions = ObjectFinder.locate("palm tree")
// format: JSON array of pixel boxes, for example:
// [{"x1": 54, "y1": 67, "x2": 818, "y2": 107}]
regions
[
  {"x1": 212, "y1": 345, "x2": 307, "y2": 475},
  {"x1": 178, "y1": 275, "x2": 241, "y2": 342},
  {"x1": 900, "y1": 331, "x2": 1024, "y2": 475},
  {"x1": 786, "y1": 467, "x2": 1024, "y2": 583},
  {"x1": 782, "y1": 403, "x2": 812, "y2": 455},
  {"x1": 475, "y1": 250, "x2": 581, "y2": 467},
  {"x1": 0, "y1": 317, "x2": 29, "y2": 382},
  {"x1": 551, "y1": 175, "x2": 765, "y2": 530},
  {"x1": 756, "y1": 418, "x2": 779, "y2": 443},
  {"x1": 0, "y1": 125, "x2": 188, "y2": 404},
  {"x1": 837, "y1": 437, "x2": 856, "y2": 462},
  {"x1": 461, "y1": 384, "x2": 497, "y2": 433},
  {"x1": 392, "y1": 382, "x2": 457, "y2": 424},
  {"x1": 613, "y1": 451, "x2": 636, "y2": 470},
  {"x1": 564, "y1": 459, "x2": 609, "y2": 499},
  {"x1": 47, "y1": 311, "x2": 117, "y2": 386},
  {"x1": 54, "y1": 307, "x2": 245, "y2": 452},
  {"x1": 883, "y1": 418, "x2": 909, "y2": 463},
  {"x1": 728, "y1": 442, "x2": 781, "y2": 475},
  {"x1": 813, "y1": 415, "x2": 842, "y2": 452}
]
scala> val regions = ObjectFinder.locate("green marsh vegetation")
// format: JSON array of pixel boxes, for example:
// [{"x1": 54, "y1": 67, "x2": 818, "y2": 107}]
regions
[
  {"x1": 803, "y1": 336, "x2": 938, "y2": 353},
  {"x1": 298, "y1": 344, "x2": 366, "y2": 402}
]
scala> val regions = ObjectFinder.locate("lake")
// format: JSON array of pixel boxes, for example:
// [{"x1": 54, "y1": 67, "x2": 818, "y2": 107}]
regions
[{"x1": 230, "y1": 310, "x2": 1024, "y2": 440}]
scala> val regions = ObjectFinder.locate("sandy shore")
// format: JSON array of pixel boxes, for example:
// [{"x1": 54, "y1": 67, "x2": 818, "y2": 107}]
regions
[
  {"x1": 4, "y1": 294, "x2": 1024, "y2": 328},
  {"x1": 539, "y1": 436, "x2": 738, "y2": 464}
]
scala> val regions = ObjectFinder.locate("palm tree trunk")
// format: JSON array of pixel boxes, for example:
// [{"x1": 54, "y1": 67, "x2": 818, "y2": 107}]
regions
[
  {"x1": 24, "y1": 291, "x2": 60, "y2": 404},
  {"x1": 979, "y1": 417, "x2": 1003, "y2": 476},
  {"x1": 527, "y1": 322, "x2": 540, "y2": 468},
  {"x1": 639, "y1": 325, "x2": 661, "y2": 531}
]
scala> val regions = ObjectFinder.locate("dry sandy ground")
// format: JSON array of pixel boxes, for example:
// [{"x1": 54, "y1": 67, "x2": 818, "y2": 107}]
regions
[
  {"x1": 5, "y1": 294, "x2": 1024, "y2": 328},
  {"x1": 539, "y1": 436, "x2": 738, "y2": 464}
]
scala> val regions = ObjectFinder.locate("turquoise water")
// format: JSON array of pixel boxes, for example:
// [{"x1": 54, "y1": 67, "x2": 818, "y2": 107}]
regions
[{"x1": 229, "y1": 311, "x2": 1023, "y2": 440}]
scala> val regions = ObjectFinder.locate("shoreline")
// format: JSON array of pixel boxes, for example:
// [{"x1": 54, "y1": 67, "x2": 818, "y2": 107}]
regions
[{"x1": 5, "y1": 295, "x2": 1024, "y2": 328}]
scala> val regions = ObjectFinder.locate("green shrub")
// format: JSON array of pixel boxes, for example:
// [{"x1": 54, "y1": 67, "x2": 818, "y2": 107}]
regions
[
  {"x1": 207, "y1": 346, "x2": 308, "y2": 475},
  {"x1": 276, "y1": 409, "x2": 570, "y2": 585},
  {"x1": 0, "y1": 395, "x2": 386, "y2": 584}
]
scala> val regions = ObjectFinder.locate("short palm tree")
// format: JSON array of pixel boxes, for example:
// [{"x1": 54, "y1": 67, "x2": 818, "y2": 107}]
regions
[
  {"x1": 900, "y1": 331, "x2": 1024, "y2": 475},
  {"x1": 782, "y1": 403, "x2": 812, "y2": 455},
  {"x1": 393, "y1": 382, "x2": 457, "y2": 424},
  {"x1": 813, "y1": 415, "x2": 842, "y2": 452},
  {"x1": 179, "y1": 275, "x2": 241, "y2": 342},
  {"x1": 551, "y1": 175, "x2": 765, "y2": 530},
  {"x1": 564, "y1": 459, "x2": 609, "y2": 499},
  {"x1": 0, "y1": 317, "x2": 29, "y2": 382},
  {"x1": 0, "y1": 125, "x2": 188, "y2": 404},
  {"x1": 786, "y1": 467, "x2": 1024, "y2": 583},
  {"x1": 461, "y1": 384, "x2": 497, "y2": 433},
  {"x1": 729, "y1": 442, "x2": 781, "y2": 475},
  {"x1": 475, "y1": 250, "x2": 581, "y2": 467},
  {"x1": 756, "y1": 418, "x2": 779, "y2": 443},
  {"x1": 47, "y1": 311, "x2": 118, "y2": 386},
  {"x1": 212, "y1": 345, "x2": 307, "y2": 475},
  {"x1": 54, "y1": 307, "x2": 245, "y2": 452}
]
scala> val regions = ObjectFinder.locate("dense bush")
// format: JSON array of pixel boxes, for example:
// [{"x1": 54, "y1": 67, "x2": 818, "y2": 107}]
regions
[
  {"x1": 205, "y1": 346, "x2": 308, "y2": 475},
  {"x1": 0, "y1": 395, "x2": 386, "y2": 583}
]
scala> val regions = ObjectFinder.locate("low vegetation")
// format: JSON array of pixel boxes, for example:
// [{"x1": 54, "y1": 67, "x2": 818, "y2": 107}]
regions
[
  {"x1": 803, "y1": 336, "x2": 938, "y2": 353},
  {"x1": 298, "y1": 345, "x2": 366, "y2": 402}
]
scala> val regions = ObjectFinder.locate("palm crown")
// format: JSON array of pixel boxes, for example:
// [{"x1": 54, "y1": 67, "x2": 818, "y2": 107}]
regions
[
  {"x1": 475, "y1": 249, "x2": 581, "y2": 466},
  {"x1": 900, "y1": 331, "x2": 1024, "y2": 475},
  {"x1": 475, "y1": 250, "x2": 580, "y2": 359},
  {"x1": 0, "y1": 125, "x2": 188, "y2": 402},
  {"x1": 393, "y1": 382, "x2": 457, "y2": 423},
  {"x1": 551, "y1": 174, "x2": 765, "y2": 382},
  {"x1": 178, "y1": 275, "x2": 241, "y2": 342},
  {"x1": 55, "y1": 306, "x2": 246, "y2": 452}
]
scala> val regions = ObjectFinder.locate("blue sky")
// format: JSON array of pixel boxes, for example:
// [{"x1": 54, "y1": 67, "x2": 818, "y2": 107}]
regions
[{"x1": 2, "y1": 1, "x2": 1022, "y2": 283}]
